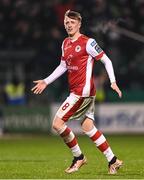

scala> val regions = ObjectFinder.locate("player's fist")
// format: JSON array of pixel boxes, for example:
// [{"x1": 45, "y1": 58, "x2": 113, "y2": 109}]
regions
[
  {"x1": 31, "y1": 80, "x2": 47, "y2": 94},
  {"x1": 111, "y1": 82, "x2": 122, "y2": 98}
]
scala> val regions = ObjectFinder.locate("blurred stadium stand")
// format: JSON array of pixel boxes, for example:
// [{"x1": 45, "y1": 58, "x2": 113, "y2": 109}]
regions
[{"x1": 0, "y1": 0, "x2": 144, "y2": 134}]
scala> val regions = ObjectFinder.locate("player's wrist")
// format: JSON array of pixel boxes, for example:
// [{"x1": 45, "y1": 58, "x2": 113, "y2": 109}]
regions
[
  {"x1": 111, "y1": 81, "x2": 116, "y2": 84},
  {"x1": 43, "y1": 78, "x2": 49, "y2": 85}
]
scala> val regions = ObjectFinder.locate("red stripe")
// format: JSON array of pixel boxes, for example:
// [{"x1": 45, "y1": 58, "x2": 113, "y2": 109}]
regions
[
  {"x1": 91, "y1": 131, "x2": 102, "y2": 141},
  {"x1": 95, "y1": 52, "x2": 104, "y2": 60},
  {"x1": 60, "y1": 127, "x2": 71, "y2": 137},
  {"x1": 62, "y1": 98, "x2": 84, "y2": 122},
  {"x1": 66, "y1": 138, "x2": 77, "y2": 148},
  {"x1": 98, "y1": 141, "x2": 109, "y2": 152}
]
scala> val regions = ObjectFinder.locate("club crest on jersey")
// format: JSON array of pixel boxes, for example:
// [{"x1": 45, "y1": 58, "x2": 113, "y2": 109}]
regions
[{"x1": 75, "y1": 45, "x2": 81, "y2": 52}]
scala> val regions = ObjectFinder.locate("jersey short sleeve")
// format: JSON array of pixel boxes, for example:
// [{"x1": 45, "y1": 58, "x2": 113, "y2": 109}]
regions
[{"x1": 86, "y1": 38, "x2": 104, "y2": 60}]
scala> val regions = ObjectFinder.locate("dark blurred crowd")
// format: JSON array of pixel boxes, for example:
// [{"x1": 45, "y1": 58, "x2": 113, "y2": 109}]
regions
[{"x1": 0, "y1": 0, "x2": 144, "y2": 104}]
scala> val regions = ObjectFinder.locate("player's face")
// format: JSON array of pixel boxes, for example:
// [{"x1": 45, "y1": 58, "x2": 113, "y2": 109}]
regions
[{"x1": 64, "y1": 16, "x2": 81, "y2": 37}]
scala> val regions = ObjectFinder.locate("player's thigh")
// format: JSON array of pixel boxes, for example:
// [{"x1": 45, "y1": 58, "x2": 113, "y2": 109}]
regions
[{"x1": 56, "y1": 93, "x2": 84, "y2": 122}]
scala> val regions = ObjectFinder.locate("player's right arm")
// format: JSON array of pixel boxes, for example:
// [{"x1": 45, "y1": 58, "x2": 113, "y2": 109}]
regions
[{"x1": 31, "y1": 60, "x2": 67, "y2": 94}]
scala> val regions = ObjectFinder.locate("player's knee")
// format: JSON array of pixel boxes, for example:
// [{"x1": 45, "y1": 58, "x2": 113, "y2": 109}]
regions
[
  {"x1": 52, "y1": 118, "x2": 64, "y2": 132},
  {"x1": 52, "y1": 122, "x2": 59, "y2": 131},
  {"x1": 81, "y1": 118, "x2": 94, "y2": 132}
]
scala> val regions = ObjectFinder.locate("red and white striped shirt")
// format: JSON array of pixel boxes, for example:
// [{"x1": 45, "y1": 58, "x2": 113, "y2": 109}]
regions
[{"x1": 61, "y1": 34, "x2": 104, "y2": 97}]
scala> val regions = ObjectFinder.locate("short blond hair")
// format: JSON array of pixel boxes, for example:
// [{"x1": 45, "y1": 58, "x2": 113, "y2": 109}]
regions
[{"x1": 65, "y1": 10, "x2": 82, "y2": 22}]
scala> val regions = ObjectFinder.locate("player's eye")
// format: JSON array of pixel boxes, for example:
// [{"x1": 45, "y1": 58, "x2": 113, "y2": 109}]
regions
[{"x1": 65, "y1": 21, "x2": 70, "y2": 25}]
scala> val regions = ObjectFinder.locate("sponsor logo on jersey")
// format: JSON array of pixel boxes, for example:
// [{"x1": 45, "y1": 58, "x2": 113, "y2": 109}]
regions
[
  {"x1": 95, "y1": 44, "x2": 102, "y2": 53},
  {"x1": 67, "y1": 65, "x2": 78, "y2": 71},
  {"x1": 75, "y1": 45, "x2": 81, "y2": 52},
  {"x1": 91, "y1": 40, "x2": 97, "y2": 47}
]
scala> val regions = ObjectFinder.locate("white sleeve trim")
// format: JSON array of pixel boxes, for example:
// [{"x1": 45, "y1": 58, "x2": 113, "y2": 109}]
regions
[
  {"x1": 86, "y1": 38, "x2": 97, "y2": 57},
  {"x1": 100, "y1": 54, "x2": 116, "y2": 83},
  {"x1": 44, "y1": 60, "x2": 67, "y2": 85},
  {"x1": 61, "y1": 41, "x2": 64, "y2": 57}
]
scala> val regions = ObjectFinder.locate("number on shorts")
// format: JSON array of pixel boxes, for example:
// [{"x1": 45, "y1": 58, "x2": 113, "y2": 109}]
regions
[{"x1": 62, "y1": 102, "x2": 70, "y2": 111}]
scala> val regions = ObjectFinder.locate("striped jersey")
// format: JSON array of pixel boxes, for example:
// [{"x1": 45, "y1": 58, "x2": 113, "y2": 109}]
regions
[{"x1": 61, "y1": 34, "x2": 104, "y2": 97}]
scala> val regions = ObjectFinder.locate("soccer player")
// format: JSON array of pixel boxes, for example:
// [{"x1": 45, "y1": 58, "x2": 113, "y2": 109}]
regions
[{"x1": 31, "y1": 10, "x2": 123, "y2": 174}]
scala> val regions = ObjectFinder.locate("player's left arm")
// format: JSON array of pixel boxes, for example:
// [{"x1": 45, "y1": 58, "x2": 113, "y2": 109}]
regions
[
  {"x1": 100, "y1": 54, "x2": 122, "y2": 98},
  {"x1": 86, "y1": 38, "x2": 122, "y2": 98}
]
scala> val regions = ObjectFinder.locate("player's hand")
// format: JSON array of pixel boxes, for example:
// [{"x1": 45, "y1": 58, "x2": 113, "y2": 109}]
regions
[
  {"x1": 111, "y1": 82, "x2": 122, "y2": 98},
  {"x1": 31, "y1": 80, "x2": 47, "y2": 94}
]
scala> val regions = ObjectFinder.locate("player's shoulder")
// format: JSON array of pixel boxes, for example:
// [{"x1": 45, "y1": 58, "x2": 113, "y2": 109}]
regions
[
  {"x1": 63, "y1": 37, "x2": 69, "y2": 42},
  {"x1": 87, "y1": 37, "x2": 97, "y2": 46},
  {"x1": 79, "y1": 34, "x2": 90, "y2": 43},
  {"x1": 81, "y1": 35, "x2": 97, "y2": 45},
  {"x1": 62, "y1": 37, "x2": 70, "y2": 48}
]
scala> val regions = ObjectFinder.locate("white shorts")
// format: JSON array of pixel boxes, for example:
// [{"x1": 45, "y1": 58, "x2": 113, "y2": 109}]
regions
[{"x1": 56, "y1": 93, "x2": 95, "y2": 122}]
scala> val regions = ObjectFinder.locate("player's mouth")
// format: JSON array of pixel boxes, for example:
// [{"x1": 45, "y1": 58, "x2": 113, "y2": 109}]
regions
[{"x1": 67, "y1": 28, "x2": 73, "y2": 32}]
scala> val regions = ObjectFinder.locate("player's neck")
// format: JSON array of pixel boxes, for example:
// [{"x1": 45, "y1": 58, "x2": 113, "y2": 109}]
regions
[{"x1": 69, "y1": 32, "x2": 81, "y2": 42}]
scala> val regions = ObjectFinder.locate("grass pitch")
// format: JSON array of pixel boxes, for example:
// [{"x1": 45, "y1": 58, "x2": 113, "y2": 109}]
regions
[{"x1": 0, "y1": 134, "x2": 144, "y2": 179}]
